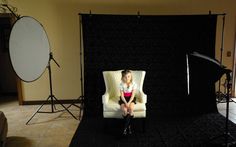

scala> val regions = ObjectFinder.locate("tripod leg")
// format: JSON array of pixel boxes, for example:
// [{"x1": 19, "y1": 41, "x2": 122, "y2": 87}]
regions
[
  {"x1": 67, "y1": 96, "x2": 84, "y2": 120},
  {"x1": 67, "y1": 101, "x2": 80, "y2": 109},
  {"x1": 67, "y1": 97, "x2": 83, "y2": 109},
  {"x1": 26, "y1": 96, "x2": 50, "y2": 125},
  {"x1": 72, "y1": 103, "x2": 81, "y2": 109},
  {"x1": 53, "y1": 103, "x2": 57, "y2": 110},
  {"x1": 52, "y1": 96, "x2": 78, "y2": 120},
  {"x1": 67, "y1": 103, "x2": 73, "y2": 109}
]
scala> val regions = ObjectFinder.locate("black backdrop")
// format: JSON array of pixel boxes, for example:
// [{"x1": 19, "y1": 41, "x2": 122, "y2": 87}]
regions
[{"x1": 81, "y1": 14, "x2": 217, "y2": 117}]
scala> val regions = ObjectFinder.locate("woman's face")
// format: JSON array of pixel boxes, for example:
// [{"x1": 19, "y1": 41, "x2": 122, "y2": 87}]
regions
[{"x1": 123, "y1": 73, "x2": 132, "y2": 83}]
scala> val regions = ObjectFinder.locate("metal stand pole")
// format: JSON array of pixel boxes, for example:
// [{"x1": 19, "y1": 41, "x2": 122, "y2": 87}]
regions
[
  {"x1": 0, "y1": 4, "x2": 20, "y2": 19},
  {"x1": 216, "y1": 15, "x2": 226, "y2": 103},
  {"x1": 67, "y1": 14, "x2": 84, "y2": 120},
  {"x1": 26, "y1": 52, "x2": 77, "y2": 125},
  {"x1": 210, "y1": 70, "x2": 236, "y2": 146}
]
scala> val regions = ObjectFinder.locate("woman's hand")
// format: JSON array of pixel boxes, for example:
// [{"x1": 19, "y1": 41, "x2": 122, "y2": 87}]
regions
[
  {"x1": 127, "y1": 103, "x2": 132, "y2": 114},
  {"x1": 125, "y1": 102, "x2": 129, "y2": 108},
  {"x1": 126, "y1": 102, "x2": 131, "y2": 108}
]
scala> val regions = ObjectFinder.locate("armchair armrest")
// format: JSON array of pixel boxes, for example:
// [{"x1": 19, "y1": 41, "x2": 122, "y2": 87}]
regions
[
  {"x1": 138, "y1": 91, "x2": 147, "y2": 103},
  {"x1": 102, "y1": 92, "x2": 110, "y2": 104}
]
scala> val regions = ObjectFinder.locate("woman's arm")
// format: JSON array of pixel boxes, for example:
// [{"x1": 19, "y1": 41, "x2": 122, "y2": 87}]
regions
[
  {"x1": 120, "y1": 90, "x2": 128, "y2": 105},
  {"x1": 128, "y1": 89, "x2": 135, "y2": 105}
]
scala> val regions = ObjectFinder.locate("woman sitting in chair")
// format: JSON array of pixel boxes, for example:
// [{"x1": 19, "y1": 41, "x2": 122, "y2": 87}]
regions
[{"x1": 119, "y1": 69, "x2": 137, "y2": 135}]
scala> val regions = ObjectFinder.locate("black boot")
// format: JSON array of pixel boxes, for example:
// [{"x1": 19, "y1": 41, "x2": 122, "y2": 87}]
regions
[
  {"x1": 128, "y1": 115, "x2": 134, "y2": 135},
  {"x1": 122, "y1": 114, "x2": 131, "y2": 136},
  {"x1": 122, "y1": 128, "x2": 127, "y2": 136},
  {"x1": 122, "y1": 115, "x2": 127, "y2": 136}
]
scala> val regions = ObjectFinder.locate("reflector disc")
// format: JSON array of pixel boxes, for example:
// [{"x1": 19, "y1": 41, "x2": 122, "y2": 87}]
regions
[{"x1": 9, "y1": 16, "x2": 50, "y2": 82}]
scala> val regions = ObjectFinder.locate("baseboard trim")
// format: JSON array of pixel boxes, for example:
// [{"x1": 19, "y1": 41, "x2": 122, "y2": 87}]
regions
[{"x1": 22, "y1": 99, "x2": 82, "y2": 105}]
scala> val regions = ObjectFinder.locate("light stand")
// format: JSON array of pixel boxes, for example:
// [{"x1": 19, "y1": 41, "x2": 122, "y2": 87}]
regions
[
  {"x1": 26, "y1": 52, "x2": 77, "y2": 125},
  {"x1": 0, "y1": 4, "x2": 20, "y2": 19},
  {"x1": 216, "y1": 14, "x2": 225, "y2": 103},
  {"x1": 211, "y1": 69, "x2": 236, "y2": 146},
  {"x1": 215, "y1": 14, "x2": 235, "y2": 104}
]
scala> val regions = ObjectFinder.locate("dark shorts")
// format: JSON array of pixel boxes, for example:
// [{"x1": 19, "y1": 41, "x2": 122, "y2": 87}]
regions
[{"x1": 119, "y1": 96, "x2": 136, "y2": 105}]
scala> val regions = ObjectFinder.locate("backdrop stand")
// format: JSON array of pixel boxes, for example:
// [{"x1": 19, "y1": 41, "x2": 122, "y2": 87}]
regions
[
  {"x1": 67, "y1": 96, "x2": 84, "y2": 120},
  {"x1": 67, "y1": 14, "x2": 84, "y2": 120},
  {"x1": 26, "y1": 52, "x2": 77, "y2": 125}
]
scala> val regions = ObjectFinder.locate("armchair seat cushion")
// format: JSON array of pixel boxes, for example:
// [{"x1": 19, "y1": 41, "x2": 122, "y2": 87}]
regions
[{"x1": 103, "y1": 99, "x2": 146, "y2": 112}]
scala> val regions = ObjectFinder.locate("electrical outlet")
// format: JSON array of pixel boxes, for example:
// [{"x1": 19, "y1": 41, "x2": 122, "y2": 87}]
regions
[{"x1": 227, "y1": 51, "x2": 231, "y2": 57}]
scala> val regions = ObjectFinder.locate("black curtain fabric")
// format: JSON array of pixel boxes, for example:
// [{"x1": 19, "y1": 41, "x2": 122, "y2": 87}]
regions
[
  {"x1": 70, "y1": 113, "x2": 236, "y2": 147},
  {"x1": 82, "y1": 14, "x2": 217, "y2": 117}
]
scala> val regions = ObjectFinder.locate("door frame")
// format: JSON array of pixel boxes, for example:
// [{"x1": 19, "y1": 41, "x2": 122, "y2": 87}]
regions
[
  {"x1": 0, "y1": 13, "x2": 23, "y2": 105},
  {"x1": 232, "y1": 30, "x2": 236, "y2": 97}
]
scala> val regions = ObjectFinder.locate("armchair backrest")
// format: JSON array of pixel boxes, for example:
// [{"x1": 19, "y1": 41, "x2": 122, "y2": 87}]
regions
[{"x1": 103, "y1": 70, "x2": 146, "y2": 100}]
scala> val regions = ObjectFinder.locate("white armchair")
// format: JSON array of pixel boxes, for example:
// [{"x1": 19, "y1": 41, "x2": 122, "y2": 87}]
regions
[{"x1": 102, "y1": 70, "x2": 147, "y2": 118}]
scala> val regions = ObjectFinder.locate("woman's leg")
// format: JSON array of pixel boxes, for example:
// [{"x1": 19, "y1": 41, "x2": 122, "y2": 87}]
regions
[
  {"x1": 121, "y1": 104, "x2": 129, "y2": 135},
  {"x1": 128, "y1": 102, "x2": 135, "y2": 134},
  {"x1": 121, "y1": 104, "x2": 128, "y2": 116},
  {"x1": 129, "y1": 102, "x2": 135, "y2": 116}
]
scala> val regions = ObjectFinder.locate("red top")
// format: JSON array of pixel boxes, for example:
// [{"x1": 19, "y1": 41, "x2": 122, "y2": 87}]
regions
[{"x1": 124, "y1": 92, "x2": 132, "y2": 97}]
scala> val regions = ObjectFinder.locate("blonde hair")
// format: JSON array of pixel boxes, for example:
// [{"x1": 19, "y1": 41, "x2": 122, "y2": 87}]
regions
[{"x1": 121, "y1": 69, "x2": 132, "y2": 82}]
